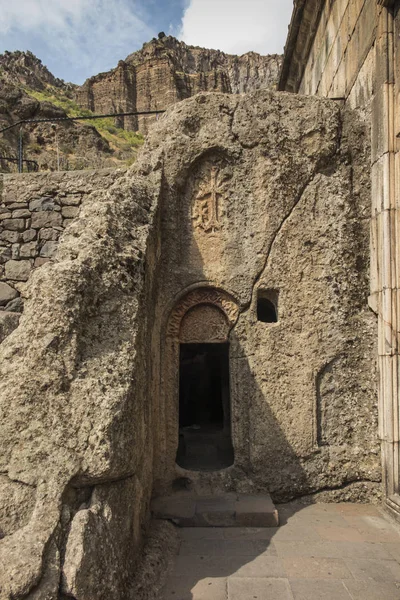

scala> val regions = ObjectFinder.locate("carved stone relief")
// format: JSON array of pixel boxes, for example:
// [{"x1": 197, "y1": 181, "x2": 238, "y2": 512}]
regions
[
  {"x1": 188, "y1": 159, "x2": 232, "y2": 235},
  {"x1": 192, "y1": 167, "x2": 224, "y2": 232},
  {"x1": 179, "y1": 304, "x2": 230, "y2": 343},
  {"x1": 167, "y1": 287, "x2": 239, "y2": 339}
]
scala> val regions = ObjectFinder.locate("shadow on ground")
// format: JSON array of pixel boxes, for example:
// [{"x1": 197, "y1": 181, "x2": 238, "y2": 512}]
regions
[{"x1": 160, "y1": 502, "x2": 400, "y2": 600}]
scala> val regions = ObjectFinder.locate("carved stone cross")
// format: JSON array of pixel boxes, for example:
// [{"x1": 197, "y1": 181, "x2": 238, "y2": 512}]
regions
[{"x1": 192, "y1": 167, "x2": 223, "y2": 233}]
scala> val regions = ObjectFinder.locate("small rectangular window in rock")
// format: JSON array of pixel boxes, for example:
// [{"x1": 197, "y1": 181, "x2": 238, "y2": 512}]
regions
[{"x1": 257, "y1": 289, "x2": 278, "y2": 323}]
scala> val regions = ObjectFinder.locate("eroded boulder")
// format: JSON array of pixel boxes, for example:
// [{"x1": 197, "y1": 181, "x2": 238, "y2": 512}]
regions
[{"x1": 0, "y1": 90, "x2": 378, "y2": 599}]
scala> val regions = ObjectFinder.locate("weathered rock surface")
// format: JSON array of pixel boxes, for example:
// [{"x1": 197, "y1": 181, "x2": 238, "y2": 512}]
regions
[
  {"x1": 0, "y1": 475, "x2": 35, "y2": 538},
  {"x1": 0, "y1": 169, "x2": 125, "y2": 312},
  {"x1": 0, "y1": 311, "x2": 20, "y2": 343},
  {"x1": 0, "y1": 90, "x2": 379, "y2": 598},
  {"x1": 0, "y1": 282, "x2": 17, "y2": 305},
  {"x1": 140, "y1": 91, "x2": 378, "y2": 504},
  {"x1": 62, "y1": 477, "x2": 147, "y2": 598},
  {"x1": 0, "y1": 51, "x2": 65, "y2": 91},
  {"x1": 0, "y1": 159, "x2": 162, "y2": 597},
  {"x1": 75, "y1": 35, "x2": 282, "y2": 133}
]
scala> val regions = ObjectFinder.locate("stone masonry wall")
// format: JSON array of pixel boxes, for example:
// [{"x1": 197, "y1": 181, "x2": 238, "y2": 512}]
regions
[
  {"x1": 0, "y1": 169, "x2": 125, "y2": 315},
  {"x1": 298, "y1": 0, "x2": 376, "y2": 108}
]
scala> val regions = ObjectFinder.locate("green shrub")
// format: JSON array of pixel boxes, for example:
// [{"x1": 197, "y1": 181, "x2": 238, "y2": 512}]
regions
[
  {"x1": 105, "y1": 124, "x2": 117, "y2": 134},
  {"x1": 24, "y1": 85, "x2": 145, "y2": 162}
]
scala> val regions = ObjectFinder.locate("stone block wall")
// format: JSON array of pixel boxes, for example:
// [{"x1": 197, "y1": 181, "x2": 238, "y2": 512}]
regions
[
  {"x1": 298, "y1": 0, "x2": 376, "y2": 104},
  {"x1": 0, "y1": 169, "x2": 125, "y2": 313},
  {"x1": 280, "y1": 0, "x2": 376, "y2": 116}
]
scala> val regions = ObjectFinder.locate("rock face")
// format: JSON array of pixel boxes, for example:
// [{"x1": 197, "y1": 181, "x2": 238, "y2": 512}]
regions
[
  {"x1": 0, "y1": 90, "x2": 379, "y2": 599},
  {"x1": 0, "y1": 162, "x2": 163, "y2": 599},
  {"x1": 0, "y1": 169, "x2": 125, "y2": 327},
  {"x1": 0, "y1": 51, "x2": 116, "y2": 173},
  {"x1": 0, "y1": 80, "x2": 111, "y2": 173},
  {"x1": 0, "y1": 311, "x2": 20, "y2": 344},
  {"x1": 0, "y1": 50, "x2": 65, "y2": 90},
  {"x1": 146, "y1": 92, "x2": 378, "y2": 502},
  {"x1": 75, "y1": 35, "x2": 282, "y2": 133}
]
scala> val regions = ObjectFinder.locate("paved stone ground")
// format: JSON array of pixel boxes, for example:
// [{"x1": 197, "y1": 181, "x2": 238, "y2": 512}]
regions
[{"x1": 161, "y1": 502, "x2": 400, "y2": 599}]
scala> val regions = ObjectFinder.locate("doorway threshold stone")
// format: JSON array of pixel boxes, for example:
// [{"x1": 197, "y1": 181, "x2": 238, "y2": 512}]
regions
[{"x1": 151, "y1": 493, "x2": 279, "y2": 527}]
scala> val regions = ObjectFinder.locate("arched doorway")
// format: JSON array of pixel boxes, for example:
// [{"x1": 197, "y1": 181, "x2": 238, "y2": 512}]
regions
[{"x1": 166, "y1": 288, "x2": 239, "y2": 472}]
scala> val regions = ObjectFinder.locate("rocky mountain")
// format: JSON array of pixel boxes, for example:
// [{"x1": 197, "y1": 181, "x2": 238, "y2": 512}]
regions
[
  {"x1": 0, "y1": 38, "x2": 282, "y2": 171},
  {"x1": 0, "y1": 50, "x2": 65, "y2": 90},
  {"x1": 0, "y1": 84, "x2": 113, "y2": 173},
  {"x1": 75, "y1": 34, "x2": 282, "y2": 133},
  {"x1": 0, "y1": 52, "x2": 119, "y2": 172},
  {"x1": 0, "y1": 52, "x2": 144, "y2": 172}
]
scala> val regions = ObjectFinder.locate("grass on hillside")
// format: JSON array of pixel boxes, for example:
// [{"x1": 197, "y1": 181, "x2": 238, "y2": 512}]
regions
[{"x1": 25, "y1": 86, "x2": 144, "y2": 164}]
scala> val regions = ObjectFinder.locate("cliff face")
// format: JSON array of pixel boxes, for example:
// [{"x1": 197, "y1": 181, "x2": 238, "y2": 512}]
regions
[{"x1": 75, "y1": 35, "x2": 282, "y2": 133}]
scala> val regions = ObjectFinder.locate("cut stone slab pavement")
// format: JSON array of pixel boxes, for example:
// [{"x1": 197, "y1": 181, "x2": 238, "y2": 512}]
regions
[
  {"x1": 228, "y1": 577, "x2": 293, "y2": 600},
  {"x1": 236, "y1": 494, "x2": 279, "y2": 527},
  {"x1": 160, "y1": 503, "x2": 400, "y2": 600},
  {"x1": 151, "y1": 493, "x2": 279, "y2": 527}
]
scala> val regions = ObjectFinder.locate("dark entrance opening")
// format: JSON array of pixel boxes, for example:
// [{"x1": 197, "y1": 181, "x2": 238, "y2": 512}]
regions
[
  {"x1": 257, "y1": 289, "x2": 278, "y2": 323},
  {"x1": 176, "y1": 342, "x2": 234, "y2": 471}
]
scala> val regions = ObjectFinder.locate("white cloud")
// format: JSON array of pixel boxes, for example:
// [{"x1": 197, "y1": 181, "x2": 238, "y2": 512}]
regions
[
  {"x1": 0, "y1": 0, "x2": 85, "y2": 33},
  {"x1": 179, "y1": 0, "x2": 293, "y2": 56},
  {"x1": 0, "y1": 0, "x2": 153, "y2": 82}
]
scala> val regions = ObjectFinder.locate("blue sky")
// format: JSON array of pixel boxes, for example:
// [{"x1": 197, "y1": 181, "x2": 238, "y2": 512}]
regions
[{"x1": 0, "y1": 0, "x2": 293, "y2": 84}]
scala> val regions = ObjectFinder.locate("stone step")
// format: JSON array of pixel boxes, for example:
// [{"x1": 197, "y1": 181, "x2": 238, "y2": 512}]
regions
[{"x1": 151, "y1": 492, "x2": 279, "y2": 527}]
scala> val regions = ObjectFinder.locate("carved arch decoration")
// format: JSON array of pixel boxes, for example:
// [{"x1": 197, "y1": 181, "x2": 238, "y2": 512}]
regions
[{"x1": 167, "y1": 287, "x2": 239, "y2": 341}]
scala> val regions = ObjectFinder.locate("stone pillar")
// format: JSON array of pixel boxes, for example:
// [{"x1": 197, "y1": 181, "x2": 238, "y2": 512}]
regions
[{"x1": 371, "y1": 0, "x2": 400, "y2": 517}]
